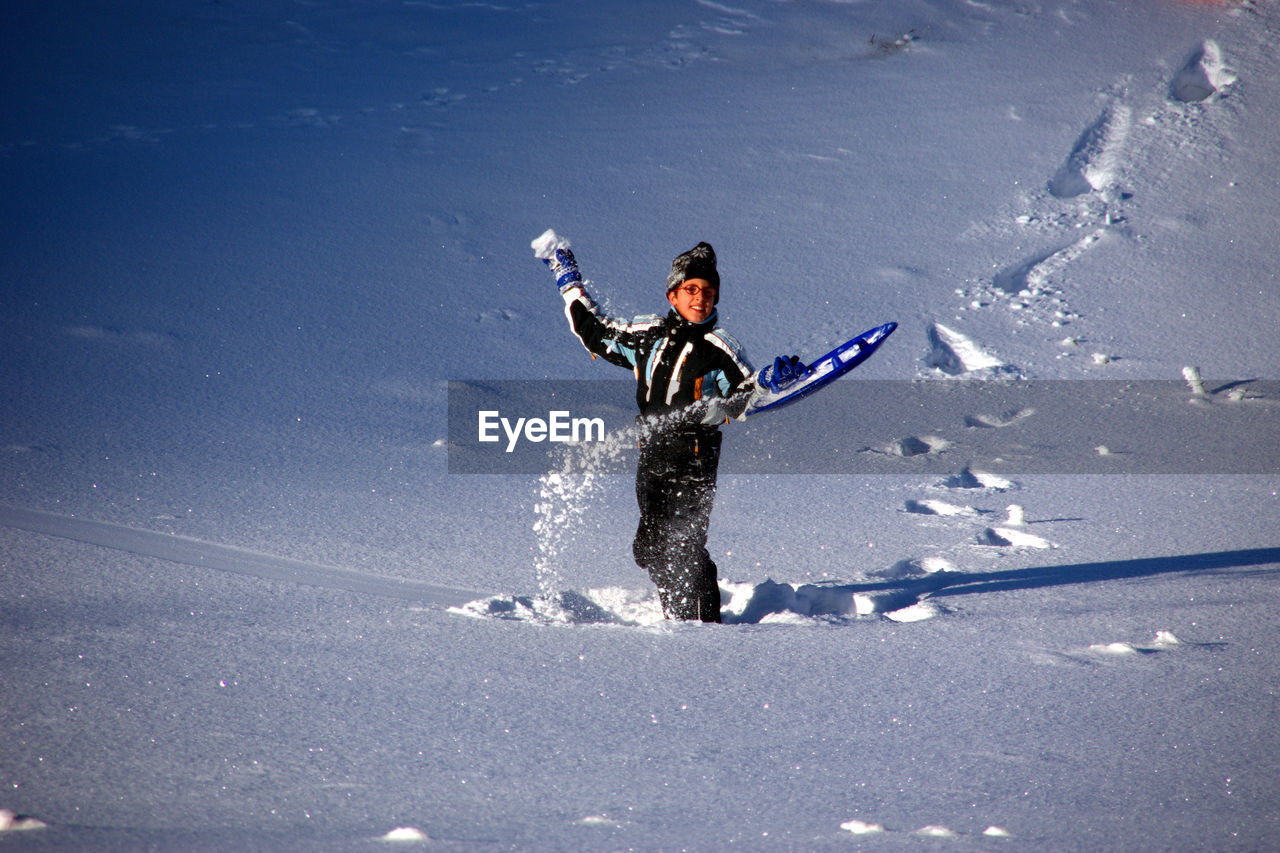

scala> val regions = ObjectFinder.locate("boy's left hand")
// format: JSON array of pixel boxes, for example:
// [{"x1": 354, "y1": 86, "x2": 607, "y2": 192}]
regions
[
  {"x1": 543, "y1": 248, "x2": 582, "y2": 289},
  {"x1": 531, "y1": 230, "x2": 581, "y2": 289},
  {"x1": 760, "y1": 355, "x2": 811, "y2": 393}
]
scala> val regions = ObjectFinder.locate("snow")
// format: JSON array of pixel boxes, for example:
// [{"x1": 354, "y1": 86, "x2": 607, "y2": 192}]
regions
[
  {"x1": 530, "y1": 228, "x2": 572, "y2": 261},
  {"x1": 379, "y1": 825, "x2": 430, "y2": 843},
  {"x1": 2, "y1": 0, "x2": 1279, "y2": 850}
]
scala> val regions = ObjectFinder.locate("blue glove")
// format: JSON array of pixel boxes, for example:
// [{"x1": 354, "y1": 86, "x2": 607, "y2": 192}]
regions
[
  {"x1": 760, "y1": 355, "x2": 811, "y2": 393},
  {"x1": 543, "y1": 247, "x2": 582, "y2": 289}
]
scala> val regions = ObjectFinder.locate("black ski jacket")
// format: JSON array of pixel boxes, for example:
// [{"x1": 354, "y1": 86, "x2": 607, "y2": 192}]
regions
[{"x1": 559, "y1": 282, "x2": 755, "y2": 419}]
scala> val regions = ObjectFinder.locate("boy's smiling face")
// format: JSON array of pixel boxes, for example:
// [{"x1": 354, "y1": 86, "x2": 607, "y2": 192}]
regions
[{"x1": 667, "y1": 277, "x2": 717, "y2": 324}]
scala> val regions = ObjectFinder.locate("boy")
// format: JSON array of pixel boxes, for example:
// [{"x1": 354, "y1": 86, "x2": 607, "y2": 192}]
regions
[{"x1": 534, "y1": 232, "x2": 756, "y2": 622}]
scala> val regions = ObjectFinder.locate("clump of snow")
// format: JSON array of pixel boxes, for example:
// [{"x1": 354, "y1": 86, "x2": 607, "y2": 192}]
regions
[
  {"x1": 916, "y1": 824, "x2": 959, "y2": 838},
  {"x1": 878, "y1": 556, "x2": 958, "y2": 578},
  {"x1": 574, "y1": 814, "x2": 622, "y2": 826},
  {"x1": 530, "y1": 228, "x2": 572, "y2": 260},
  {"x1": 379, "y1": 826, "x2": 429, "y2": 842},
  {"x1": 1182, "y1": 365, "x2": 1208, "y2": 397},
  {"x1": 0, "y1": 810, "x2": 46, "y2": 832},
  {"x1": 918, "y1": 556, "x2": 957, "y2": 574},
  {"x1": 1091, "y1": 641, "x2": 1141, "y2": 655},
  {"x1": 885, "y1": 601, "x2": 944, "y2": 623},
  {"x1": 841, "y1": 819, "x2": 885, "y2": 835}
]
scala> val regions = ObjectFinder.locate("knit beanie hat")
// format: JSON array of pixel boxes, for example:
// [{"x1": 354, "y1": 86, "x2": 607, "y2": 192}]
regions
[{"x1": 666, "y1": 242, "x2": 720, "y2": 305}]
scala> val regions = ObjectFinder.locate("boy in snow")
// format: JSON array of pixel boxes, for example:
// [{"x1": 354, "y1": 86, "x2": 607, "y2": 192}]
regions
[{"x1": 534, "y1": 232, "x2": 757, "y2": 623}]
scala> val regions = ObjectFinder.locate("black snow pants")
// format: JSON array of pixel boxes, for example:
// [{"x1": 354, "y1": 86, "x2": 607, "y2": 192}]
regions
[{"x1": 632, "y1": 426, "x2": 722, "y2": 623}]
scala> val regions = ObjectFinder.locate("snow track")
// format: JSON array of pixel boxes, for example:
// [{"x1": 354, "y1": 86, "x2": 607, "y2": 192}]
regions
[{"x1": 0, "y1": 505, "x2": 483, "y2": 608}]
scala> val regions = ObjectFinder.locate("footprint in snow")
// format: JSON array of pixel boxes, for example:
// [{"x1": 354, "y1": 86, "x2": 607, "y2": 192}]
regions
[
  {"x1": 451, "y1": 588, "x2": 666, "y2": 628},
  {"x1": 721, "y1": 577, "x2": 948, "y2": 624},
  {"x1": 1170, "y1": 40, "x2": 1236, "y2": 103},
  {"x1": 991, "y1": 229, "x2": 1105, "y2": 297},
  {"x1": 976, "y1": 503, "x2": 1054, "y2": 548},
  {"x1": 976, "y1": 526, "x2": 1053, "y2": 549},
  {"x1": 452, "y1": 577, "x2": 950, "y2": 627},
  {"x1": 904, "y1": 498, "x2": 980, "y2": 517},
  {"x1": 964, "y1": 407, "x2": 1035, "y2": 428},
  {"x1": 1089, "y1": 630, "x2": 1192, "y2": 655},
  {"x1": 873, "y1": 556, "x2": 959, "y2": 579},
  {"x1": 1033, "y1": 631, "x2": 1207, "y2": 666},
  {"x1": 5, "y1": 442, "x2": 56, "y2": 455},
  {"x1": 870, "y1": 435, "x2": 951, "y2": 458},
  {"x1": 1048, "y1": 101, "x2": 1131, "y2": 199},
  {"x1": 924, "y1": 322, "x2": 1019, "y2": 378},
  {"x1": 941, "y1": 465, "x2": 1016, "y2": 491},
  {"x1": 64, "y1": 325, "x2": 180, "y2": 350}
]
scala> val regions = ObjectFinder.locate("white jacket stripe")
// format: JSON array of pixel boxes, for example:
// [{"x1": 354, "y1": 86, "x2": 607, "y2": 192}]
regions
[{"x1": 666, "y1": 342, "x2": 695, "y2": 405}]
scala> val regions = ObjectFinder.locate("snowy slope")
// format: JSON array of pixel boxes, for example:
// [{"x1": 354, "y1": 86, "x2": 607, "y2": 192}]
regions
[{"x1": 3, "y1": 0, "x2": 1279, "y2": 850}]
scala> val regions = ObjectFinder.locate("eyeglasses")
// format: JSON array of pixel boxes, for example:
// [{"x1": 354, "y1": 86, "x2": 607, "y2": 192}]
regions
[{"x1": 675, "y1": 284, "x2": 717, "y2": 298}]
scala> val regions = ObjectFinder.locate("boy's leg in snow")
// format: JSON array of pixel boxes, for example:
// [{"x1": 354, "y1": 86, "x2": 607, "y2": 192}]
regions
[{"x1": 633, "y1": 430, "x2": 723, "y2": 623}]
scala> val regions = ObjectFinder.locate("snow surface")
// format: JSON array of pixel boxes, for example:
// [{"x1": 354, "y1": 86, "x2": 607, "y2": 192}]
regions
[{"x1": 3, "y1": 0, "x2": 1279, "y2": 850}]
